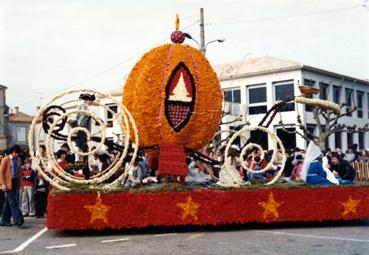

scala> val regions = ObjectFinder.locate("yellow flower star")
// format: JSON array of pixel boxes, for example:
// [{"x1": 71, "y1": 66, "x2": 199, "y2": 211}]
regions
[
  {"x1": 341, "y1": 196, "x2": 361, "y2": 216},
  {"x1": 258, "y1": 192, "x2": 284, "y2": 219},
  {"x1": 177, "y1": 196, "x2": 200, "y2": 221},
  {"x1": 84, "y1": 195, "x2": 111, "y2": 224}
]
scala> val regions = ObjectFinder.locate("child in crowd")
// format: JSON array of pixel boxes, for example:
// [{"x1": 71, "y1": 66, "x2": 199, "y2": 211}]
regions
[
  {"x1": 52, "y1": 149, "x2": 68, "y2": 176},
  {"x1": 21, "y1": 159, "x2": 35, "y2": 217},
  {"x1": 290, "y1": 154, "x2": 304, "y2": 181},
  {"x1": 124, "y1": 159, "x2": 143, "y2": 187}
]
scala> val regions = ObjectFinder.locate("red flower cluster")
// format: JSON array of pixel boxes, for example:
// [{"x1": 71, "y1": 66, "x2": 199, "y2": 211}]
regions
[{"x1": 47, "y1": 186, "x2": 369, "y2": 231}]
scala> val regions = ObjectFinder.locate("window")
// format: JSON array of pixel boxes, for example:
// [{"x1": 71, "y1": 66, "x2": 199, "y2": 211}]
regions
[
  {"x1": 249, "y1": 130, "x2": 268, "y2": 149},
  {"x1": 274, "y1": 80, "x2": 295, "y2": 112},
  {"x1": 276, "y1": 127, "x2": 296, "y2": 150},
  {"x1": 347, "y1": 132, "x2": 353, "y2": 148},
  {"x1": 345, "y1": 88, "x2": 353, "y2": 116},
  {"x1": 304, "y1": 79, "x2": 316, "y2": 87},
  {"x1": 229, "y1": 126, "x2": 241, "y2": 147},
  {"x1": 303, "y1": 79, "x2": 315, "y2": 112},
  {"x1": 359, "y1": 132, "x2": 365, "y2": 150},
  {"x1": 357, "y1": 91, "x2": 364, "y2": 118},
  {"x1": 335, "y1": 132, "x2": 342, "y2": 149},
  {"x1": 332, "y1": 85, "x2": 341, "y2": 104},
  {"x1": 224, "y1": 90, "x2": 232, "y2": 102},
  {"x1": 247, "y1": 84, "x2": 267, "y2": 115},
  {"x1": 223, "y1": 88, "x2": 241, "y2": 115},
  {"x1": 306, "y1": 124, "x2": 316, "y2": 147},
  {"x1": 319, "y1": 82, "x2": 329, "y2": 100},
  {"x1": 16, "y1": 127, "x2": 26, "y2": 142},
  {"x1": 106, "y1": 104, "x2": 118, "y2": 127}
]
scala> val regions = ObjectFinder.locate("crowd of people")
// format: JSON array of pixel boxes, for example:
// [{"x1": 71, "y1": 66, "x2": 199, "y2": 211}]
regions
[
  {"x1": 0, "y1": 145, "x2": 49, "y2": 227},
  {"x1": 124, "y1": 143, "x2": 369, "y2": 187}
]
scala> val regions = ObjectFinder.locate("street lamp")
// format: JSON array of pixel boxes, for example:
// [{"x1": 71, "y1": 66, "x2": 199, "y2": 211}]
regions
[
  {"x1": 184, "y1": 33, "x2": 200, "y2": 47},
  {"x1": 184, "y1": 33, "x2": 225, "y2": 54},
  {"x1": 204, "y1": 38, "x2": 226, "y2": 54}
]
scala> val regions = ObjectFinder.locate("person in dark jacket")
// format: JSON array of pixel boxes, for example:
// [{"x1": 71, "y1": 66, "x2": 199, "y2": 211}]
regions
[
  {"x1": 331, "y1": 153, "x2": 356, "y2": 184},
  {"x1": 34, "y1": 173, "x2": 49, "y2": 218}
]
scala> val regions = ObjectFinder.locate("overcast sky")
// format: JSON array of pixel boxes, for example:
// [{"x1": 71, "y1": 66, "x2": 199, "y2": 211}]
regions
[{"x1": 1, "y1": 0, "x2": 368, "y2": 115}]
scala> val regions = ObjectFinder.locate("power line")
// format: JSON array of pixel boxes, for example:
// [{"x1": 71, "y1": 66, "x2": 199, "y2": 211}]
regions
[
  {"x1": 16, "y1": 19, "x2": 199, "y2": 108},
  {"x1": 208, "y1": 5, "x2": 363, "y2": 25}
]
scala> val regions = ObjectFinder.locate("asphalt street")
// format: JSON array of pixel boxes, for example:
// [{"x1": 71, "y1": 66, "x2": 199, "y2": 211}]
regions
[{"x1": 0, "y1": 217, "x2": 368, "y2": 255}]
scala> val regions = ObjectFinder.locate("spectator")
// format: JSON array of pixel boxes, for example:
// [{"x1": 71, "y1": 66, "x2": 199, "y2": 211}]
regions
[
  {"x1": 351, "y1": 144, "x2": 359, "y2": 162},
  {"x1": 21, "y1": 159, "x2": 35, "y2": 217},
  {"x1": 0, "y1": 151, "x2": 7, "y2": 216},
  {"x1": 138, "y1": 153, "x2": 149, "y2": 179},
  {"x1": 56, "y1": 149, "x2": 68, "y2": 170},
  {"x1": 0, "y1": 145, "x2": 24, "y2": 227},
  {"x1": 124, "y1": 159, "x2": 143, "y2": 187},
  {"x1": 344, "y1": 148, "x2": 356, "y2": 163},
  {"x1": 291, "y1": 154, "x2": 304, "y2": 181},
  {"x1": 52, "y1": 150, "x2": 68, "y2": 177},
  {"x1": 60, "y1": 143, "x2": 75, "y2": 164},
  {"x1": 335, "y1": 147, "x2": 345, "y2": 158},
  {"x1": 34, "y1": 174, "x2": 49, "y2": 218},
  {"x1": 35, "y1": 145, "x2": 50, "y2": 173},
  {"x1": 331, "y1": 153, "x2": 356, "y2": 184},
  {"x1": 359, "y1": 150, "x2": 369, "y2": 162},
  {"x1": 186, "y1": 159, "x2": 212, "y2": 184}
]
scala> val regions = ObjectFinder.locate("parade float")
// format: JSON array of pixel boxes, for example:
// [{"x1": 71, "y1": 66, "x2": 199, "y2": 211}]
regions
[{"x1": 28, "y1": 16, "x2": 369, "y2": 231}]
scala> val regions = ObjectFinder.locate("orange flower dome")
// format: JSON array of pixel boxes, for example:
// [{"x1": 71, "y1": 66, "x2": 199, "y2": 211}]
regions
[{"x1": 123, "y1": 43, "x2": 223, "y2": 151}]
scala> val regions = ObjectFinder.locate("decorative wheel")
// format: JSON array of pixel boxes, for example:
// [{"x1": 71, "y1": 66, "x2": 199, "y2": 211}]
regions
[
  {"x1": 223, "y1": 126, "x2": 287, "y2": 185},
  {"x1": 28, "y1": 89, "x2": 139, "y2": 191}
]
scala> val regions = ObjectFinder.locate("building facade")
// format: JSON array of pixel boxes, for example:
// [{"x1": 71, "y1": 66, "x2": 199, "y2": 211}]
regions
[
  {"x1": 8, "y1": 107, "x2": 33, "y2": 148},
  {"x1": 215, "y1": 56, "x2": 369, "y2": 151},
  {"x1": 0, "y1": 85, "x2": 7, "y2": 150}
]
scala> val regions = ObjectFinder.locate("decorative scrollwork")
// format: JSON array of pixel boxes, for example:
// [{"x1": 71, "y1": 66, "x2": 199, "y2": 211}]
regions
[
  {"x1": 28, "y1": 89, "x2": 139, "y2": 191},
  {"x1": 221, "y1": 126, "x2": 287, "y2": 186}
]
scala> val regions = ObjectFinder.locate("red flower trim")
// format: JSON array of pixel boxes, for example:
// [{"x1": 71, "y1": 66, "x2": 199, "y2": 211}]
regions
[{"x1": 47, "y1": 186, "x2": 369, "y2": 230}]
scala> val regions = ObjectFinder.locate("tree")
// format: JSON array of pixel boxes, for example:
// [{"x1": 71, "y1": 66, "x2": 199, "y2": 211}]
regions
[{"x1": 280, "y1": 83, "x2": 369, "y2": 151}]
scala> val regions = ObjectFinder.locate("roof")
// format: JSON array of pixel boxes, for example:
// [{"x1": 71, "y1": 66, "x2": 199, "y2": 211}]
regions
[
  {"x1": 9, "y1": 112, "x2": 33, "y2": 123},
  {"x1": 215, "y1": 56, "x2": 369, "y2": 86},
  {"x1": 214, "y1": 56, "x2": 300, "y2": 78},
  {"x1": 106, "y1": 88, "x2": 122, "y2": 97}
]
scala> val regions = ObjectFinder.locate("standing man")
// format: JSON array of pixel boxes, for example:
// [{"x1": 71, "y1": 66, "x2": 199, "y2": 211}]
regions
[{"x1": 0, "y1": 145, "x2": 24, "y2": 226}]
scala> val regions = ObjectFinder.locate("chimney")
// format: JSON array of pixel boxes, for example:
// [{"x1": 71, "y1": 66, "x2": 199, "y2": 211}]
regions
[{"x1": 15, "y1": 106, "x2": 19, "y2": 114}]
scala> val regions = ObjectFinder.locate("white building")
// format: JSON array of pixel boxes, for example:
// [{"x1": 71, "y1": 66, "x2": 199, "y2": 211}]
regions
[
  {"x1": 214, "y1": 56, "x2": 369, "y2": 151},
  {"x1": 67, "y1": 56, "x2": 368, "y2": 152}
]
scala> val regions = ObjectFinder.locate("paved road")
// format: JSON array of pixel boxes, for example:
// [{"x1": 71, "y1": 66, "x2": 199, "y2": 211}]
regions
[{"x1": 0, "y1": 217, "x2": 368, "y2": 255}]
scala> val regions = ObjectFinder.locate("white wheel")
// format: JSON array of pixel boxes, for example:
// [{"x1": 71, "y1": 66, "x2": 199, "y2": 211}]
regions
[
  {"x1": 223, "y1": 126, "x2": 287, "y2": 185},
  {"x1": 28, "y1": 89, "x2": 139, "y2": 190}
]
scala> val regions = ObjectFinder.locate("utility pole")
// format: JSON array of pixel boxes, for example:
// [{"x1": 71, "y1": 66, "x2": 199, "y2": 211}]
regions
[{"x1": 199, "y1": 8, "x2": 205, "y2": 53}]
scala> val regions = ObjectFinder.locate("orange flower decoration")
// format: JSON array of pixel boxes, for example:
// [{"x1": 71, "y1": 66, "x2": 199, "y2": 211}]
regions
[{"x1": 123, "y1": 43, "x2": 223, "y2": 151}]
